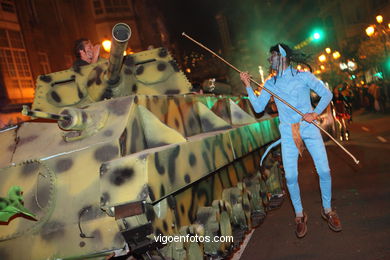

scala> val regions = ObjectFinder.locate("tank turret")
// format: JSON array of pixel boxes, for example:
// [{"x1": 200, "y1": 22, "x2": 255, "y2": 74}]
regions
[{"x1": 31, "y1": 23, "x2": 191, "y2": 114}]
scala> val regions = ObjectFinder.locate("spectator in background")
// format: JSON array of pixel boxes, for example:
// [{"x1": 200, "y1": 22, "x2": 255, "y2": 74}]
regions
[
  {"x1": 362, "y1": 84, "x2": 371, "y2": 111},
  {"x1": 190, "y1": 82, "x2": 204, "y2": 94},
  {"x1": 368, "y1": 83, "x2": 381, "y2": 112}
]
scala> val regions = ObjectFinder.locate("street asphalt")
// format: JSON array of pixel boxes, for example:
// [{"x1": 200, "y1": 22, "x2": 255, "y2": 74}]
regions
[{"x1": 239, "y1": 110, "x2": 390, "y2": 260}]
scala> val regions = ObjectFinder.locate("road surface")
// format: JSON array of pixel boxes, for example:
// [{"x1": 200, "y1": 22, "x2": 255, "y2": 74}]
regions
[{"x1": 239, "y1": 111, "x2": 390, "y2": 260}]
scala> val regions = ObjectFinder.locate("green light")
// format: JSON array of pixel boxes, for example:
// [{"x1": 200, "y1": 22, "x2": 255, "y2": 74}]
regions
[
  {"x1": 373, "y1": 72, "x2": 383, "y2": 79},
  {"x1": 311, "y1": 29, "x2": 324, "y2": 42}
]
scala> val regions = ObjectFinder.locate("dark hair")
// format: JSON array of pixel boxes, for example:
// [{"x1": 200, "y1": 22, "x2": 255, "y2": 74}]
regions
[
  {"x1": 74, "y1": 38, "x2": 89, "y2": 58},
  {"x1": 270, "y1": 43, "x2": 293, "y2": 61},
  {"x1": 269, "y1": 43, "x2": 312, "y2": 72},
  {"x1": 191, "y1": 82, "x2": 202, "y2": 93}
]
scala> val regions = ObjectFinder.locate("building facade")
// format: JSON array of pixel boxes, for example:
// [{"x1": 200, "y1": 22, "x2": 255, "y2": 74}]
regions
[{"x1": 0, "y1": 0, "x2": 34, "y2": 102}]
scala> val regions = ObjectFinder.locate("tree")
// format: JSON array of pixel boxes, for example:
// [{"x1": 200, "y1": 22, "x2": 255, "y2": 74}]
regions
[{"x1": 358, "y1": 35, "x2": 389, "y2": 72}]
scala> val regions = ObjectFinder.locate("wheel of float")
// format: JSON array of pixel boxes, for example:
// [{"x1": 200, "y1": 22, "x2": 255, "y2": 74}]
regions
[
  {"x1": 178, "y1": 224, "x2": 204, "y2": 248},
  {"x1": 187, "y1": 242, "x2": 204, "y2": 260},
  {"x1": 211, "y1": 200, "x2": 233, "y2": 256},
  {"x1": 158, "y1": 238, "x2": 186, "y2": 260},
  {"x1": 195, "y1": 206, "x2": 220, "y2": 257},
  {"x1": 221, "y1": 187, "x2": 247, "y2": 230},
  {"x1": 221, "y1": 187, "x2": 248, "y2": 248},
  {"x1": 219, "y1": 210, "x2": 233, "y2": 254},
  {"x1": 258, "y1": 172, "x2": 269, "y2": 206},
  {"x1": 237, "y1": 181, "x2": 255, "y2": 230},
  {"x1": 244, "y1": 176, "x2": 266, "y2": 227},
  {"x1": 241, "y1": 190, "x2": 253, "y2": 229}
]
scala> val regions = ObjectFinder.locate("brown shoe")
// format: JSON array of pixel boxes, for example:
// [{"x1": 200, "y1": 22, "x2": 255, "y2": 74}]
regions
[
  {"x1": 295, "y1": 213, "x2": 307, "y2": 238},
  {"x1": 321, "y1": 209, "x2": 342, "y2": 232}
]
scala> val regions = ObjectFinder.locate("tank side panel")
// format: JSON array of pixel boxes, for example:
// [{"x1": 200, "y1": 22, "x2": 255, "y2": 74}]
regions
[{"x1": 0, "y1": 127, "x2": 17, "y2": 167}]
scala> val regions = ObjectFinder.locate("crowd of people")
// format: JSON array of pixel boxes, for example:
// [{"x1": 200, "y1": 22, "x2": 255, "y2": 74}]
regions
[{"x1": 332, "y1": 81, "x2": 387, "y2": 118}]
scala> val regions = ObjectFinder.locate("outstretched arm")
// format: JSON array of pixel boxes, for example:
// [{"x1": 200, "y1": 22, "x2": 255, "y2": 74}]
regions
[{"x1": 240, "y1": 72, "x2": 271, "y2": 113}]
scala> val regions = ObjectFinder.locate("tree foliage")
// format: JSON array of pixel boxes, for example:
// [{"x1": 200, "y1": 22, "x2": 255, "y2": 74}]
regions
[{"x1": 358, "y1": 35, "x2": 389, "y2": 70}]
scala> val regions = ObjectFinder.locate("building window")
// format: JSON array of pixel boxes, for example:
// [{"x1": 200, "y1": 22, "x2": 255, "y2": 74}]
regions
[
  {"x1": 38, "y1": 52, "x2": 51, "y2": 74},
  {"x1": 93, "y1": 0, "x2": 132, "y2": 16},
  {"x1": 0, "y1": 0, "x2": 15, "y2": 13},
  {"x1": 93, "y1": 0, "x2": 104, "y2": 15},
  {"x1": 0, "y1": 29, "x2": 34, "y2": 95}
]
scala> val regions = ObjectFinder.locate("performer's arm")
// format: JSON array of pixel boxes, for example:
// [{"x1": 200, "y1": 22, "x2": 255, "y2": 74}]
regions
[
  {"x1": 305, "y1": 72, "x2": 333, "y2": 115},
  {"x1": 246, "y1": 86, "x2": 272, "y2": 113},
  {"x1": 240, "y1": 72, "x2": 271, "y2": 113}
]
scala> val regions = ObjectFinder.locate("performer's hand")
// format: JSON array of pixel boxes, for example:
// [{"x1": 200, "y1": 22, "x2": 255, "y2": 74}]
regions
[
  {"x1": 92, "y1": 44, "x2": 100, "y2": 63},
  {"x1": 302, "y1": 112, "x2": 319, "y2": 123},
  {"x1": 240, "y1": 72, "x2": 251, "y2": 87}
]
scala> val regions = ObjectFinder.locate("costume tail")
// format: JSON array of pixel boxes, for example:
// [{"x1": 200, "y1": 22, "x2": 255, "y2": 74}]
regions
[{"x1": 260, "y1": 139, "x2": 281, "y2": 166}]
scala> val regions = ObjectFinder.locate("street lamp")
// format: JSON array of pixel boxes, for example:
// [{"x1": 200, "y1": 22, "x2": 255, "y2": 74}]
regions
[
  {"x1": 365, "y1": 15, "x2": 389, "y2": 81},
  {"x1": 318, "y1": 54, "x2": 327, "y2": 62},
  {"x1": 376, "y1": 15, "x2": 383, "y2": 24},
  {"x1": 365, "y1": 26, "x2": 375, "y2": 37},
  {"x1": 332, "y1": 51, "x2": 341, "y2": 60},
  {"x1": 102, "y1": 40, "x2": 112, "y2": 52},
  {"x1": 339, "y1": 63, "x2": 348, "y2": 70},
  {"x1": 347, "y1": 60, "x2": 357, "y2": 71}
]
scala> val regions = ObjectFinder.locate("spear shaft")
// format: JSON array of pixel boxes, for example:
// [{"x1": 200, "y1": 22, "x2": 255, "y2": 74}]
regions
[{"x1": 182, "y1": 32, "x2": 359, "y2": 165}]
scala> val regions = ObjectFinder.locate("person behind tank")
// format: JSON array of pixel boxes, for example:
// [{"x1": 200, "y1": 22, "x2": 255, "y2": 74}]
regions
[
  {"x1": 72, "y1": 38, "x2": 100, "y2": 68},
  {"x1": 240, "y1": 43, "x2": 342, "y2": 238}
]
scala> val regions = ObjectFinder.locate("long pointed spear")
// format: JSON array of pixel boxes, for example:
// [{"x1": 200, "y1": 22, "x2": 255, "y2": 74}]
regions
[{"x1": 182, "y1": 32, "x2": 359, "y2": 165}]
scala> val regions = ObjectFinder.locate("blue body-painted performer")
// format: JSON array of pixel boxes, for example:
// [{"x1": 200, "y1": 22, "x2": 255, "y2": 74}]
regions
[{"x1": 240, "y1": 43, "x2": 342, "y2": 238}]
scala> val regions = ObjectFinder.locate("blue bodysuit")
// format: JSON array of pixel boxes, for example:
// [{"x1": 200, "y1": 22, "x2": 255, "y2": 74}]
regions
[{"x1": 246, "y1": 66, "x2": 333, "y2": 214}]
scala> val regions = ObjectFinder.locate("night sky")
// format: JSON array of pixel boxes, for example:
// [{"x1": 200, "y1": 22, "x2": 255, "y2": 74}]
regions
[{"x1": 158, "y1": 0, "x2": 325, "y2": 68}]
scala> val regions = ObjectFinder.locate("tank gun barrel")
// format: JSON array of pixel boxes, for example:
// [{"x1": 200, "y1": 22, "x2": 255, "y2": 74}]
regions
[
  {"x1": 22, "y1": 105, "x2": 92, "y2": 131},
  {"x1": 107, "y1": 23, "x2": 131, "y2": 85},
  {"x1": 22, "y1": 105, "x2": 71, "y2": 121}
]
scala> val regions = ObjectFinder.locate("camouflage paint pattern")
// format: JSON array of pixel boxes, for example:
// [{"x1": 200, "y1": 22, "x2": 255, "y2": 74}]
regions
[{"x1": 0, "y1": 26, "x2": 284, "y2": 259}]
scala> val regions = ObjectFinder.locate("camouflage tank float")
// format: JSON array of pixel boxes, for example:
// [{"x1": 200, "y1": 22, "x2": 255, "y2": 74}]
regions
[{"x1": 0, "y1": 23, "x2": 285, "y2": 260}]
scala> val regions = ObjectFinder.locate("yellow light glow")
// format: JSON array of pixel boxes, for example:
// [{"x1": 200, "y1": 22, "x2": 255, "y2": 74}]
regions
[
  {"x1": 314, "y1": 70, "x2": 321, "y2": 74},
  {"x1": 332, "y1": 51, "x2": 341, "y2": 59},
  {"x1": 366, "y1": 26, "x2": 375, "y2": 36},
  {"x1": 325, "y1": 48, "x2": 331, "y2": 54},
  {"x1": 320, "y1": 65, "x2": 325, "y2": 70},
  {"x1": 186, "y1": 68, "x2": 191, "y2": 73},
  {"x1": 360, "y1": 81, "x2": 365, "y2": 85},
  {"x1": 102, "y1": 40, "x2": 111, "y2": 52},
  {"x1": 297, "y1": 65, "x2": 302, "y2": 70},
  {"x1": 376, "y1": 15, "x2": 383, "y2": 24},
  {"x1": 318, "y1": 54, "x2": 326, "y2": 62}
]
